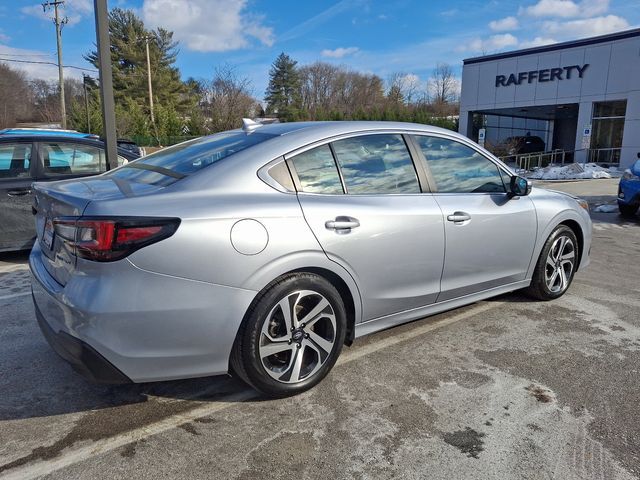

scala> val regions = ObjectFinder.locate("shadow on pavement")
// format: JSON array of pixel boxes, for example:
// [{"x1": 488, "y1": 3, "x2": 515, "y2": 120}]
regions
[
  {"x1": 0, "y1": 249, "x2": 31, "y2": 266},
  {"x1": 0, "y1": 348, "x2": 253, "y2": 422}
]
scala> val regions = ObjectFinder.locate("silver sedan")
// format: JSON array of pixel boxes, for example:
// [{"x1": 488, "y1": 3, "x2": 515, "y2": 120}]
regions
[{"x1": 29, "y1": 121, "x2": 591, "y2": 396}]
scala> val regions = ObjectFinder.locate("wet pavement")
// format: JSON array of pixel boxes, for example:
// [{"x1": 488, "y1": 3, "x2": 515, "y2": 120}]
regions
[{"x1": 1, "y1": 179, "x2": 639, "y2": 480}]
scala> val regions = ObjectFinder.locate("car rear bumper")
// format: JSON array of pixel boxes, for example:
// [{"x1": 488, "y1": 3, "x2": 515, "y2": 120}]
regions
[
  {"x1": 29, "y1": 242, "x2": 258, "y2": 383},
  {"x1": 34, "y1": 296, "x2": 132, "y2": 384}
]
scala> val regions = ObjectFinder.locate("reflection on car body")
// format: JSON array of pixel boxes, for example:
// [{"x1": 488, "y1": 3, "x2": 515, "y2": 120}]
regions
[{"x1": 29, "y1": 121, "x2": 592, "y2": 396}]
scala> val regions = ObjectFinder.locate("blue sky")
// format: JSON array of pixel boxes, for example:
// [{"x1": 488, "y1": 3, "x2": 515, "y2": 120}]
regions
[{"x1": 1, "y1": 0, "x2": 639, "y2": 98}]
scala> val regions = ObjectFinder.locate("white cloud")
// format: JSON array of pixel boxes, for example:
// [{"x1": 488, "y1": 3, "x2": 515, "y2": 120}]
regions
[
  {"x1": 20, "y1": 0, "x2": 92, "y2": 26},
  {"x1": 519, "y1": 37, "x2": 558, "y2": 48},
  {"x1": 0, "y1": 29, "x2": 9, "y2": 43},
  {"x1": 142, "y1": 0, "x2": 274, "y2": 52},
  {"x1": 542, "y1": 14, "x2": 629, "y2": 37},
  {"x1": 489, "y1": 16, "x2": 519, "y2": 31},
  {"x1": 465, "y1": 33, "x2": 519, "y2": 53},
  {"x1": 279, "y1": 0, "x2": 362, "y2": 42},
  {"x1": 320, "y1": 46, "x2": 359, "y2": 58},
  {"x1": 519, "y1": 0, "x2": 610, "y2": 18}
]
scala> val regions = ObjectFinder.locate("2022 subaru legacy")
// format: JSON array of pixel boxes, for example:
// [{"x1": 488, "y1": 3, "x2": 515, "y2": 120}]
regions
[{"x1": 30, "y1": 121, "x2": 591, "y2": 396}]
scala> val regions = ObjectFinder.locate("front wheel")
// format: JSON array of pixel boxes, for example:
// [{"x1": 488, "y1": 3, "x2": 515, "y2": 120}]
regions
[
  {"x1": 526, "y1": 225, "x2": 578, "y2": 301},
  {"x1": 619, "y1": 202, "x2": 638, "y2": 218},
  {"x1": 230, "y1": 273, "x2": 346, "y2": 397}
]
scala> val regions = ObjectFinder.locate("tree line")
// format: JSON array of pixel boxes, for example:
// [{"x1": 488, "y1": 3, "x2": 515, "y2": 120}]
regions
[{"x1": 0, "y1": 8, "x2": 459, "y2": 145}]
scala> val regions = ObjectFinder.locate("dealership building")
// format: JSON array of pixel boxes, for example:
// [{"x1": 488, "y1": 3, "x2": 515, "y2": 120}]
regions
[{"x1": 459, "y1": 28, "x2": 640, "y2": 168}]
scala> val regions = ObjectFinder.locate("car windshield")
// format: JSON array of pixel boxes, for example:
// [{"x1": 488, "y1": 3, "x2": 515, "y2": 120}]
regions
[{"x1": 106, "y1": 131, "x2": 276, "y2": 185}]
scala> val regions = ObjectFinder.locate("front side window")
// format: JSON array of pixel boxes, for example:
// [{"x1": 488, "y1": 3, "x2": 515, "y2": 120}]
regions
[
  {"x1": 331, "y1": 134, "x2": 420, "y2": 194},
  {"x1": 42, "y1": 142, "x2": 105, "y2": 175},
  {"x1": 290, "y1": 145, "x2": 343, "y2": 194},
  {"x1": 415, "y1": 136, "x2": 505, "y2": 193},
  {"x1": 0, "y1": 143, "x2": 32, "y2": 179}
]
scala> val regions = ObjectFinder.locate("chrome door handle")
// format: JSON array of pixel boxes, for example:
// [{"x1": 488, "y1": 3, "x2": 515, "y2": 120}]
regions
[
  {"x1": 7, "y1": 189, "x2": 31, "y2": 197},
  {"x1": 447, "y1": 212, "x2": 471, "y2": 223},
  {"x1": 325, "y1": 216, "x2": 360, "y2": 231}
]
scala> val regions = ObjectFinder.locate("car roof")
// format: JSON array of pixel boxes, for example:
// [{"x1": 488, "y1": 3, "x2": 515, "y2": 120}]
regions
[
  {"x1": 0, "y1": 133, "x2": 138, "y2": 159},
  {"x1": 229, "y1": 120, "x2": 455, "y2": 138},
  {"x1": 0, "y1": 128, "x2": 99, "y2": 139}
]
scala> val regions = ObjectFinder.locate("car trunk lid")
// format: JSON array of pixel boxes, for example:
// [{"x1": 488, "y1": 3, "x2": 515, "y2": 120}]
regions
[{"x1": 33, "y1": 176, "x2": 164, "y2": 285}]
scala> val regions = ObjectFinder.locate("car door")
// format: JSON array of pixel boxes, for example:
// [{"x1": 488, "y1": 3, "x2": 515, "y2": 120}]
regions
[
  {"x1": 288, "y1": 133, "x2": 445, "y2": 322},
  {"x1": 411, "y1": 134, "x2": 537, "y2": 302},
  {"x1": 0, "y1": 141, "x2": 37, "y2": 251}
]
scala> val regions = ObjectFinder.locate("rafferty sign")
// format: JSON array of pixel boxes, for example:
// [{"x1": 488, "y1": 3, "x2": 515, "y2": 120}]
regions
[{"x1": 495, "y1": 64, "x2": 589, "y2": 87}]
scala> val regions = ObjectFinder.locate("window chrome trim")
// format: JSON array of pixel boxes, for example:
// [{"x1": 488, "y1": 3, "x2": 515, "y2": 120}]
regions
[{"x1": 257, "y1": 156, "x2": 296, "y2": 193}]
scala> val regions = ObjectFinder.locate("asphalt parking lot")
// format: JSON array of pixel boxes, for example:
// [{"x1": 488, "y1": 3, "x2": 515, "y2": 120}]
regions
[{"x1": 1, "y1": 179, "x2": 639, "y2": 480}]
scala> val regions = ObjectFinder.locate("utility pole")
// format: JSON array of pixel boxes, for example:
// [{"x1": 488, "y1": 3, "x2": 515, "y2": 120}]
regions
[
  {"x1": 82, "y1": 74, "x2": 91, "y2": 133},
  {"x1": 143, "y1": 35, "x2": 155, "y2": 125},
  {"x1": 42, "y1": 1, "x2": 68, "y2": 129},
  {"x1": 94, "y1": 0, "x2": 118, "y2": 170}
]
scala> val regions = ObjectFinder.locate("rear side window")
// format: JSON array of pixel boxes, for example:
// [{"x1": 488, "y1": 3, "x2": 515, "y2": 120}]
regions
[
  {"x1": 290, "y1": 145, "x2": 343, "y2": 194},
  {"x1": 415, "y1": 136, "x2": 505, "y2": 193},
  {"x1": 42, "y1": 142, "x2": 105, "y2": 176},
  {"x1": 331, "y1": 134, "x2": 420, "y2": 194},
  {"x1": 0, "y1": 143, "x2": 32, "y2": 179}
]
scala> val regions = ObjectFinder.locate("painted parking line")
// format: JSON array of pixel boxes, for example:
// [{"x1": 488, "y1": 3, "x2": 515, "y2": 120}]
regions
[
  {"x1": 1, "y1": 301, "x2": 501, "y2": 480},
  {"x1": 0, "y1": 265, "x2": 29, "y2": 274},
  {"x1": 0, "y1": 291, "x2": 31, "y2": 302}
]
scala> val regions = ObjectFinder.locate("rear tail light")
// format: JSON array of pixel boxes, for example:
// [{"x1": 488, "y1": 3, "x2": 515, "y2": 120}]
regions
[{"x1": 53, "y1": 217, "x2": 180, "y2": 261}]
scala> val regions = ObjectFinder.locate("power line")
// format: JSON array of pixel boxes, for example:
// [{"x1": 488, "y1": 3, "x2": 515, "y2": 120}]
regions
[
  {"x1": 0, "y1": 52, "x2": 54, "y2": 57},
  {"x1": 0, "y1": 57, "x2": 97, "y2": 72}
]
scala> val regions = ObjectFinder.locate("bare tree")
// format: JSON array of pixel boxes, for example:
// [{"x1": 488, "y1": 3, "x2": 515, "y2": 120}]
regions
[
  {"x1": 387, "y1": 72, "x2": 422, "y2": 106},
  {"x1": 200, "y1": 65, "x2": 259, "y2": 132},
  {"x1": 428, "y1": 63, "x2": 458, "y2": 111},
  {"x1": 0, "y1": 63, "x2": 34, "y2": 128},
  {"x1": 299, "y1": 62, "x2": 386, "y2": 119}
]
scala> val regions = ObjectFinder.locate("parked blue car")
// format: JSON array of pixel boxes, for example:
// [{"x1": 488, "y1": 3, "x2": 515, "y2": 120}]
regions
[{"x1": 618, "y1": 153, "x2": 640, "y2": 217}]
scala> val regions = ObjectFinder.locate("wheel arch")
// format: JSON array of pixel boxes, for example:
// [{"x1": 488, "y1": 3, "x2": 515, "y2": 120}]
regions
[
  {"x1": 559, "y1": 219, "x2": 584, "y2": 270},
  {"x1": 238, "y1": 257, "x2": 363, "y2": 348},
  {"x1": 527, "y1": 209, "x2": 589, "y2": 278},
  {"x1": 288, "y1": 266, "x2": 357, "y2": 345}
]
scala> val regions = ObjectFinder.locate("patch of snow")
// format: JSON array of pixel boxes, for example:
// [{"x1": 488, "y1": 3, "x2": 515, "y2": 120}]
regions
[
  {"x1": 527, "y1": 163, "x2": 622, "y2": 180},
  {"x1": 593, "y1": 204, "x2": 619, "y2": 213}
]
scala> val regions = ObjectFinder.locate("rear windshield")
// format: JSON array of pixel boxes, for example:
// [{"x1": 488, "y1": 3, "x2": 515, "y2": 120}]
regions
[{"x1": 106, "y1": 131, "x2": 276, "y2": 186}]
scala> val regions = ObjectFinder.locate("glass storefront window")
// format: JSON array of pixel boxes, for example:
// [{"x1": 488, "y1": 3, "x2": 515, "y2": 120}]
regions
[{"x1": 590, "y1": 100, "x2": 626, "y2": 165}]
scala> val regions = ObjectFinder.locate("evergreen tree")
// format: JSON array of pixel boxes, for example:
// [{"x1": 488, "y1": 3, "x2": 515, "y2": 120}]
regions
[
  {"x1": 264, "y1": 53, "x2": 302, "y2": 122},
  {"x1": 84, "y1": 8, "x2": 191, "y2": 123}
]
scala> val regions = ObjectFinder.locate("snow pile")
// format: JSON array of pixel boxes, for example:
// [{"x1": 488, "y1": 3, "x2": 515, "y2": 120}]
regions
[
  {"x1": 593, "y1": 204, "x2": 619, "y2": 213},
  {"x1": 527, "y1": 163, "x2": 621, "y2": 180}
]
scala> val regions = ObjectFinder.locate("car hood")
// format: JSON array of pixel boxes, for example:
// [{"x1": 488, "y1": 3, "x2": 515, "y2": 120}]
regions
[{"x1": 538, "y1": 187, "x2": 581, "y2": 201}]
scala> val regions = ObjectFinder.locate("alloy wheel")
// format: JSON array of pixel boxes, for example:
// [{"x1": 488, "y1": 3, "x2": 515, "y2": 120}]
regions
[
  {"x1": 544, "y1": 235, "x2": 575, "y2": 293},
  {"x1": 258, "y1": 290, "x2": 337, "y2": 384}
]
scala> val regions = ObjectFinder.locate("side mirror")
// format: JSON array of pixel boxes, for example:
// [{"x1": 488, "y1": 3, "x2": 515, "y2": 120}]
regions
[{"x1": 510, "y1": 175, "x2": 532, "y2": 197}]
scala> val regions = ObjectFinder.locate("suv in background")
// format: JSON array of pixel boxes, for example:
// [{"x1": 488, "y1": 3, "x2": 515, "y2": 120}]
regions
[
  {"x1": 117, "y1": 138, "x2": 146, "y2": 158},
  {"x1": 0, "y1": 129, "x2": 140, "y2": 252},
  {"x1": 618, "y1": 153, "x2": 640, "y2": 217},
  {"x1": 505, "y1": 135, "x2": 546, "y2": 155}
]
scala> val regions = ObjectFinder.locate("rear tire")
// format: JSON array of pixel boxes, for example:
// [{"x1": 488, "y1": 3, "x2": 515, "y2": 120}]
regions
[
  {"x1": 618, "y1": 203, "x2": 638, "y2": 218},
  {"x1": 230, "y1": 273, "x2": 346, "y2": 397},
  {"x1": 526, "y1": 225, "x2": 578, "y2": 301}
]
